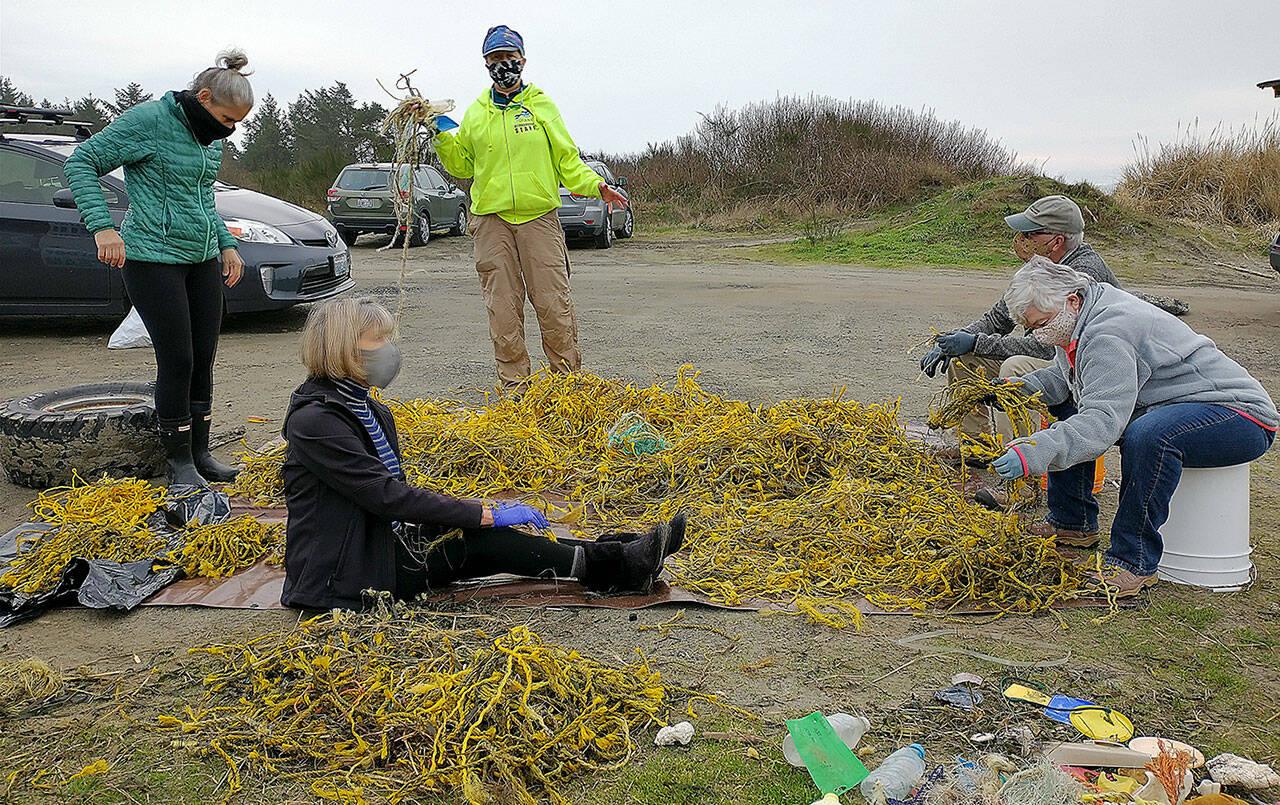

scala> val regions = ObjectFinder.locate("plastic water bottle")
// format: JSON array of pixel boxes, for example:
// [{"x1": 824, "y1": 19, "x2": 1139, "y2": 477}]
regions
[{"x1": 859, "y1": 743, "x2": 925, "y2": 801}]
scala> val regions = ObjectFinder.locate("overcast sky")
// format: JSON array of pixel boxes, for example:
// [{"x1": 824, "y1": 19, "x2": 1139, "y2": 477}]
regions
[{"x1": 3, "y1": 0, "x2": 1277, "y2": 187}]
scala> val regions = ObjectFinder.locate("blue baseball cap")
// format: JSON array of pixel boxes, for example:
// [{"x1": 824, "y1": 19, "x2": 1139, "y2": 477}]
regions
[{"x1": 482, "y1": 25, "x2": 524, "y2": 56}]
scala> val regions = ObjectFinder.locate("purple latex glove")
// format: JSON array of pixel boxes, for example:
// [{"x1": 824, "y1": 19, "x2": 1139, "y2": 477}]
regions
[{"x1": 491, "y1": 502, "x2": 551, "y2": 530}]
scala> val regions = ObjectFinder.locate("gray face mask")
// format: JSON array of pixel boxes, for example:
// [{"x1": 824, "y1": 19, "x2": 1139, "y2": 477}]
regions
[{"x1": 360, "y1": 342, "x2": 402, "y2": 389}]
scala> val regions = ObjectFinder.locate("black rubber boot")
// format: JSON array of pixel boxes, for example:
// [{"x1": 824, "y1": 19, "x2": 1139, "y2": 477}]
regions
[
  {"x1": 158, "y1": 422, "x2": 211, "y2": 489},
  {"x1": 581, "y1": 521, "x2": 669, "y2": 595},
  {"x1": 189, "y1": 412, "x2": 238, "y2": 482},
  {"x1": 595, "y1": 512, "x2": 688, "y2": 556}
]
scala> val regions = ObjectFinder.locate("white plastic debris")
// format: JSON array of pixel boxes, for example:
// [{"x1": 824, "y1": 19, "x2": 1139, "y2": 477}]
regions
[
  {"x1": 108, "y1": 307, "x2": 152, "y2": 349},
  {"x1": 1206, "y1": 753, "x2": 1280, "y2": 789},
  {"x1": 951, "y1": 672, "x2": 984, "y2": 686},
  {"x1": 655, "y1": 721, "x2": 695, "y2": 747},
  {"x1": 1195, "y1": 779, "x2": 1221, "y2": 796}
]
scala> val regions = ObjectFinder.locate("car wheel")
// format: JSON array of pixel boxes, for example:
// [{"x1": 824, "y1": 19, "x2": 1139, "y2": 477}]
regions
[
  {"x1": 338, "y1": 228, "x2": 359, "y2": 247},
  {"x1": 450, "y1": 207, "x2": 467, "y2": 236},
  {"x1": 399, "y1": 212, "x2": 430, "y2": 247},
  {"x1": 617, "y1": 207, "x2": 634, "y2": 239},
  {"x1": 594, "y1": 209, "x2": 614, "y2": 249},
  {"x1": 0, "y1": 382, "x2": 165, "y2": 489}
]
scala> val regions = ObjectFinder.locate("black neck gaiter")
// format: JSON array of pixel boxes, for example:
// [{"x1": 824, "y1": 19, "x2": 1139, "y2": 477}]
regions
[{"x1": 175, "y1": 90, "x2": 234, "y2": 146}]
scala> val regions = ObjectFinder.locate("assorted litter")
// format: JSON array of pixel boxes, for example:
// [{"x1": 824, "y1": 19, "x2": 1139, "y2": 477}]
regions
[
  {"x1": 230, "y1": 368, "x2": 1091, "y2": 618},
  {"x1": 157, "y1": 598, "x2": 740, "y2": 805}
]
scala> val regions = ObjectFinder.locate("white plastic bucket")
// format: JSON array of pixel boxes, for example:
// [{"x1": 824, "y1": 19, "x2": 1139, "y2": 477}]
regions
[{"x1": 1157, "y1": 463, "x2": 1254, "y2": 592}]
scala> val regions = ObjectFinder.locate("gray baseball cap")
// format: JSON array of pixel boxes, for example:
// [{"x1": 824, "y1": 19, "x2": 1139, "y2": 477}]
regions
[{"x1": 1004, "y1": 195, "x2": 1085, "y2": 234}]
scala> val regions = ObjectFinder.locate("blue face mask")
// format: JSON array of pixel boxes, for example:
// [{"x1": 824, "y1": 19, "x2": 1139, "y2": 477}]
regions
[{"x1": 360, "y1": 342, "x2": 402, "y2": 389}]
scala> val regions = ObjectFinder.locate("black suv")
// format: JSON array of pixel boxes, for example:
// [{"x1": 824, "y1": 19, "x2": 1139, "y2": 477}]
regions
[{"x1": 0, "y1": 106, "x2": 354, "y2": 317}]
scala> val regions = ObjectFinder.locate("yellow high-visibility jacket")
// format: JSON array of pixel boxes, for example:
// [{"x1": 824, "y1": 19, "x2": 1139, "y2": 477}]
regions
[{"x1": 433, "y1": 83, "x2": 603, "y2": 224}]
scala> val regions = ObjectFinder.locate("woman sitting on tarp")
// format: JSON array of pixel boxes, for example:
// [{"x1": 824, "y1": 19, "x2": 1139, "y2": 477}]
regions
[
  {"x1": 989, "y1": 256, "x2": 1276, "y2": 598},
  {"x1": 280, "y1": 297, "x2": 683, "y2": 611}
]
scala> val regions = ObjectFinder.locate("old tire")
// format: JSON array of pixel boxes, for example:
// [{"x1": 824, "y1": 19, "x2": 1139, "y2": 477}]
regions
[{"x1": 0, "y1": 382, "x2": 164, "y2": 489}]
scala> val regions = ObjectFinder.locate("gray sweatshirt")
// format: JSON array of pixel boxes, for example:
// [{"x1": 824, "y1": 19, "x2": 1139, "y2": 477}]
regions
[
  {"x1": 1010, "y1": 283, "x2": 1277, "y2": 475},
  {"x1": 962, "y1": 244, "x2": 1121, "y2": 361}
]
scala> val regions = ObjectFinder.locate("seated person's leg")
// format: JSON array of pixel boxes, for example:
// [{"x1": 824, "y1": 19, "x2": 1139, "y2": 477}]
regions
[
  {"x1": 395, "y1": 515, "x2": 684, "y2": 598},
  {"x1": 1044, "y1": 399, "x2": 1099, "y2": 535},
  {"x1": 1109, "y1": 403, "x2": 1273, "y2": 577}
]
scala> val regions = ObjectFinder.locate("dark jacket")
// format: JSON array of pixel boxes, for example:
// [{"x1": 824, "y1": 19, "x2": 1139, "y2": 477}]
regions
[
  {"x1": 961, "y1": 243, "x2": 1121, "y2": 361},
  {"x1": 280, "y1": 377, "x2": 483, "y2": 610}
]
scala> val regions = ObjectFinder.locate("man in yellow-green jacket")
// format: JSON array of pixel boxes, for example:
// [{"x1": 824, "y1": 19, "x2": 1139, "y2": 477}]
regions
[{"x1": 433, "y1": 25, "x2": 627, "y2": 389}]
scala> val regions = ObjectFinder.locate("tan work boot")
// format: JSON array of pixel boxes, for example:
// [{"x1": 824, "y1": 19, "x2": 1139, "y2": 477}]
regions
[
  {"x1": 1026, "y1": 519, "x2": 1100, "y2": 550},
  {"x1": 1082, "y1": 563, "x2": 1158, "y2": 599}
]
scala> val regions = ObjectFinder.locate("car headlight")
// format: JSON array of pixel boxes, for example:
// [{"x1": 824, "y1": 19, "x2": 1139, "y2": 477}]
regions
[{"x1": 223, "y1": 218, "x2": 292, "y2": 244}]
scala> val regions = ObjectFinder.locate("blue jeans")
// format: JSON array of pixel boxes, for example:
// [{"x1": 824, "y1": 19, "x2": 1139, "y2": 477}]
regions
[{"x1": 1047, "y1": 402, "x2": 1274, "y2": 576}]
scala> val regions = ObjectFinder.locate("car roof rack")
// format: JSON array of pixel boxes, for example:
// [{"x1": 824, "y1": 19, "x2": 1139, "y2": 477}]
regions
[
  {"x1": 1260, "y1": 79, "x2": 1280, "y2": 98},
  {"x1": 0, "y1": 105, "x2": 96, "y2": 141}
]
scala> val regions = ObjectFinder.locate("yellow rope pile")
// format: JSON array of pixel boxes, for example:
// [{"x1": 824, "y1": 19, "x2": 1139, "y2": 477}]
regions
[
  {"x1": 392, "y1": 368, "x2": 1082, "y2": 615},
  {"x1": 222, "y1": 441, "x2": 287, "y2": 506},
  {"x1": 165, "y1": 517, "x2": 284, "y2": 579},
  {"x1": 223, "y1": 367, "x2": 1084, "y2": 615},
  {"x1": 1, "y1": 474, "x2": 284, "y2": 594},
  {"x1": 158, "y1": 600, "x2": 714, "y2": 805},
  {"x1": 1, "y1": 474, "x2": 170, "y2": 594}
]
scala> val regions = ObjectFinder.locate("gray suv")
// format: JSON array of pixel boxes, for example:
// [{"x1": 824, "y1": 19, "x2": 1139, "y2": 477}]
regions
[
  {"x1": 327, "y1": 163, "x2": 468, "y2": 246},
  {"x1": 558, "y1": 160, "x2": 633, "y2": 249}
]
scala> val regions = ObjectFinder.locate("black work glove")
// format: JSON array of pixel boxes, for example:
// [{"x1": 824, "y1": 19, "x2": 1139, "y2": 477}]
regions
[
  {"x1": 920, "y1": 346, "x2": 950, "y2": 378},
  {"x1": 975, "y1": 377, "x2": 1009, "y2": 407},
  {"x1": 935, "y1": 330, "x2": 978, "y2": 357}
]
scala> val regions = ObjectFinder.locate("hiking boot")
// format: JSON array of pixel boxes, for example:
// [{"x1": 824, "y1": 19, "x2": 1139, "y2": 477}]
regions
[
  {"x1": 1026, "y1": 519, "x2": 1100, "y2": 550},
  {"x1": 1082, "y1": 563, "x2": 1158, "y2": 599},
  {"x1": 190, "y1": 413, "x2": 239, "y2": 483},
  {"x1": 581, "y1": 521, "x2": 669, "y2": 595},
  {"x1": 158, "y1": 423, "x2": 211, "y2": 489}
]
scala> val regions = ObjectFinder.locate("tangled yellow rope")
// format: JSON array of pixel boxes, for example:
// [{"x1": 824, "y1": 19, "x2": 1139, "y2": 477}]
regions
[
  {"x1": 233, "y1": 367, "x2": 1085, "y2": 617},
  {"x1": 158, "y1": 599, "x2": 733, "y2": 805},
  {"x1": 1, "y1": 474, "x2": 284, "y2": 594}
]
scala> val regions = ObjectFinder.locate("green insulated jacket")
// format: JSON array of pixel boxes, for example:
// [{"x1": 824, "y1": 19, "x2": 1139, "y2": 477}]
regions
[
  {"x1": 433, "y1": 83, "x2": 603, "y2": 224},
  {"x1": 63, "y1": 91, "x2": 237, "y2": 264}
]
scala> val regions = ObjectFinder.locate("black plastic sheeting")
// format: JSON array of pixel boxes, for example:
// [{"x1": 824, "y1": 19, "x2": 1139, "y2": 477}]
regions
[{"x1": 0, "y1": 488, "x2": 230, "y2": 628}]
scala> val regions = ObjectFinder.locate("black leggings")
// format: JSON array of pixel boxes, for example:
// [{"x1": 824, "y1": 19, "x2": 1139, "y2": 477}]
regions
[
  {"x1": 396, "y1": 525, "x2": 582, "y2": 599},
  {"x1": 121, "y1": 258, "x2": 223, "y2": 424}
]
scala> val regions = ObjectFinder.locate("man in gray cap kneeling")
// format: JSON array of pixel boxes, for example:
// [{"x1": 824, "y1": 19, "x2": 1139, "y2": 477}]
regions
[{"x1": 921, "y1": 195, "x2": 1121, "y2": 464}]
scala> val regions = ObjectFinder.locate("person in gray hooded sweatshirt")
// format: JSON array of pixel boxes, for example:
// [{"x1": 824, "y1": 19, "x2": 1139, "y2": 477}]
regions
[{"x1": 989, "y1": 256, "x2": 1276, "y2": 597}]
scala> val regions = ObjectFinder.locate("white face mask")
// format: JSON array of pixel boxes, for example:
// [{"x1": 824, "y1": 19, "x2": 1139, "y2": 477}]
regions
[{"x1": 1032, "y1": 302, "x2": 1078, "y2": 347}]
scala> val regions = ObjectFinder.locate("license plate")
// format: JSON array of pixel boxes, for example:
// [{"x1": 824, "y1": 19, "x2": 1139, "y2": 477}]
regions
[
  {"x1": 333, "y1": 252, "x2": 350, "y2": 277},
  {"x1": 354, "y1": 198, "x2": 379, "y2": 208}
]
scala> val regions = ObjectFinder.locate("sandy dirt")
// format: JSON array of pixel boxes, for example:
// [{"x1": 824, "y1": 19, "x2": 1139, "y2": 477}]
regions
[{"x1": 3, "y1": 231, "x2": 1280, "y2": 784}]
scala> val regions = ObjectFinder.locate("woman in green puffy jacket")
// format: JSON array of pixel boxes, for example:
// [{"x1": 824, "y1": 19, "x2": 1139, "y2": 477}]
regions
[{"x1": 63, "y1": 50, "x2": 255, "y2": 488}]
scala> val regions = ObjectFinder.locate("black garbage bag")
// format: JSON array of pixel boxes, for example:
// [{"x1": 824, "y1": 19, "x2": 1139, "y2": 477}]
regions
[{"x1": 0, "y1": 511, "x2": 200, "y2": 628}]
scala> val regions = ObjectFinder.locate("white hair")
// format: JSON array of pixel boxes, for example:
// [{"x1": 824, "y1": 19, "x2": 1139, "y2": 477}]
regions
[
  {"x1": 189, "y1": 48, "x2": 254, "y2": 108},
  {"x1": 1003, "y1": 255, "x2": 1093, "y2": 325},
  {"x1": 1056, "y1": 230, "x2": 1084, "y2": 251}
]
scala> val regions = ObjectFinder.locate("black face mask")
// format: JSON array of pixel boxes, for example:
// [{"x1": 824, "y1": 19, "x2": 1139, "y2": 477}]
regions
[
  {"x1": 487, "y1": 59, "x2": 524, "y2": 91},
  {"x1": 176, "y1": 90, "x2": 235, "y2": 146}
]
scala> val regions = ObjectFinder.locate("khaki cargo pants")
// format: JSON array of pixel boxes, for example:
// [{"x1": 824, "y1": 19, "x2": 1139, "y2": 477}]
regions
[
  {"x1": 947, "y1": 353, "x2": 1053, "y2": 443},
  {"x1": 471, "y1": 210, "x2": 581, "y2": 388}
]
